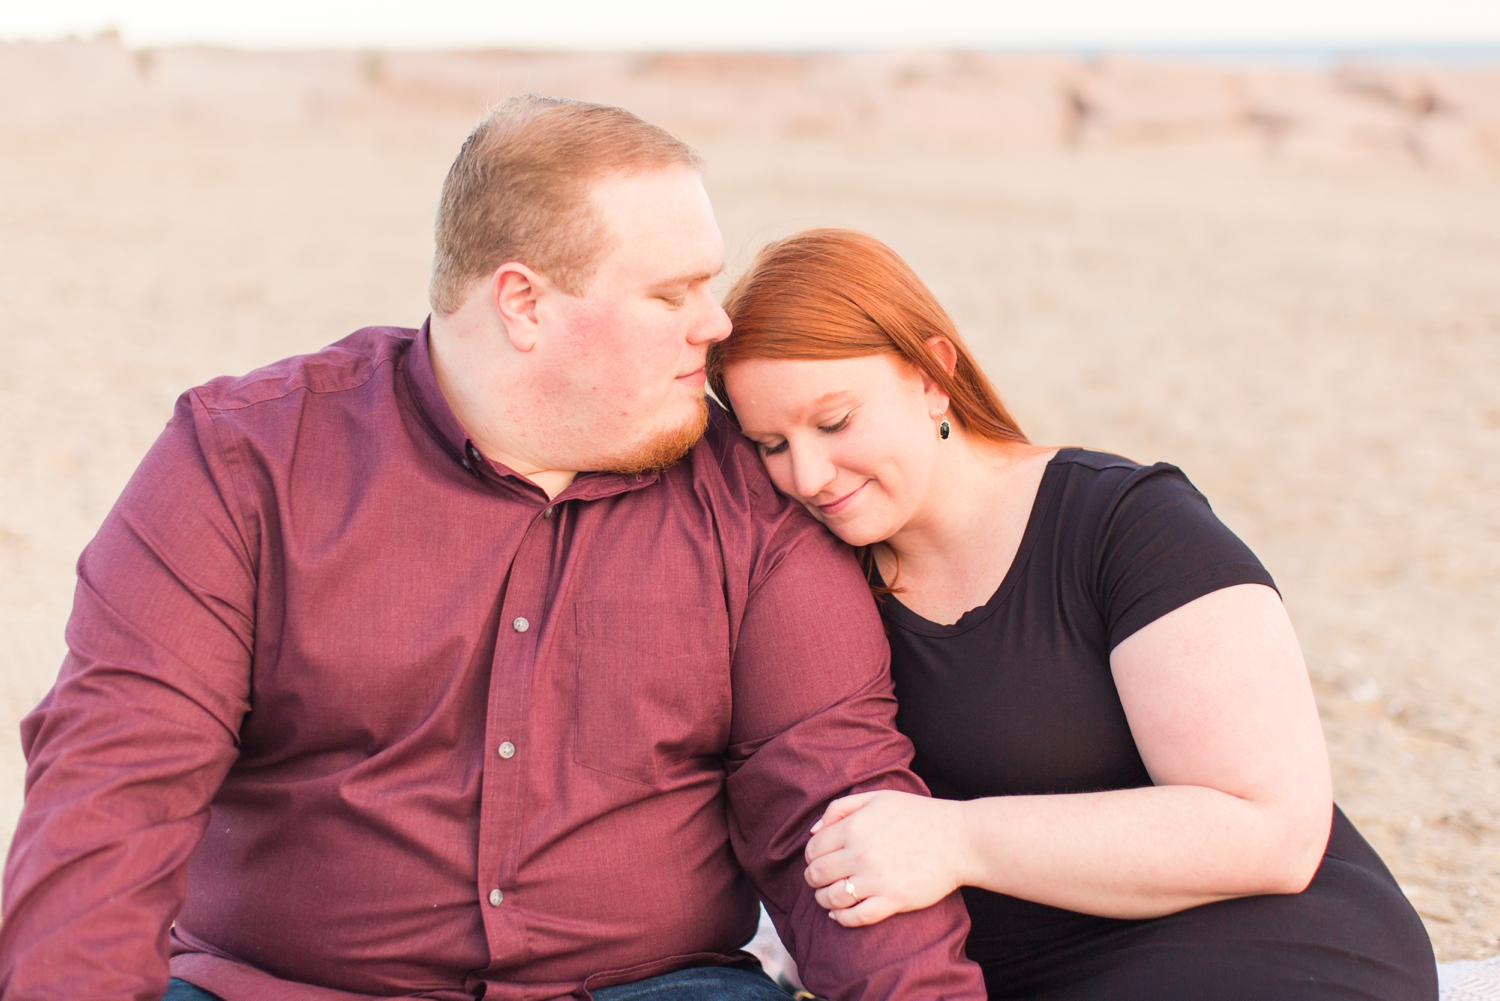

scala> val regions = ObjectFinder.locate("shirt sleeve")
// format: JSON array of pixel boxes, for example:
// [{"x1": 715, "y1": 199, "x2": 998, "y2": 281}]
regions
[
  {"x1": 721, "y1": 505, "x2": 985, "y2": 1000},
  {"x1": 1094, "y1": 462, "x2": 1278, "y2": 651},
  {"x1": 0, "y1": 392, "x2": 256, "y2": 1001}
]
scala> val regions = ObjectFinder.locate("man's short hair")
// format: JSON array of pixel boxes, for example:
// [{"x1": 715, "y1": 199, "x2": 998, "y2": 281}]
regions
[{"x1": 429, "y1": 94, "x2": 703, "y2": 314}]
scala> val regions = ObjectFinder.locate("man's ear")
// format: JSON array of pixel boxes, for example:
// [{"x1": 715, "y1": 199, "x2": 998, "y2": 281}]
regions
[{"x1": 491, "y1": 263, "x2": 546, "y2": 352}]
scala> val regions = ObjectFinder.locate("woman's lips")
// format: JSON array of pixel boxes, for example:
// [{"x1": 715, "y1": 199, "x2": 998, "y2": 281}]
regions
[{"x1": 817, "y1": 481, "x2": 866, "y2": 516}]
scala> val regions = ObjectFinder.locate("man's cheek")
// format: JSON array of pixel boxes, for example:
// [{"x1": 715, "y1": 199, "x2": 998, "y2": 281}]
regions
[
  {"x1": 560, "y1": 321, "x2": 623, "y2": 393},
  {"x1": 564, "y1": 305, "x2": 626, "y2": 355}
]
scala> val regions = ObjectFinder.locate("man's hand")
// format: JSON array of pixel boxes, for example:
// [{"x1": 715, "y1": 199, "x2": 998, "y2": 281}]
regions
[{"x1": 803, "y1": 790, "x2": 969, "y2": 928}]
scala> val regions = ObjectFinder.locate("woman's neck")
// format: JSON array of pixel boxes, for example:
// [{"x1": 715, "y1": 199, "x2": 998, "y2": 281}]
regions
[{"x1": 878, "y1": 434, "x2": 1055, "y2": 625}]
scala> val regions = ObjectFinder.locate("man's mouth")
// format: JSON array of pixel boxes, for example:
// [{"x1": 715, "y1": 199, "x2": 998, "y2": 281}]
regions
[{"x1": 676, "y1": 367, "x2": 706, "y2": 386}]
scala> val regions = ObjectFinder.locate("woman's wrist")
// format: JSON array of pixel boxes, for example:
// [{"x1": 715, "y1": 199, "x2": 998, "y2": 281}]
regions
[{"x1": 948, "y1": 797, "x2": 981, "y2": 892}]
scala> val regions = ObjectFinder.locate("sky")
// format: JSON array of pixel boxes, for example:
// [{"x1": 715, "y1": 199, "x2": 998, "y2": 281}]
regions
[{"x1": 3, "y1": 0, "x2": 1500, "y2": 51}]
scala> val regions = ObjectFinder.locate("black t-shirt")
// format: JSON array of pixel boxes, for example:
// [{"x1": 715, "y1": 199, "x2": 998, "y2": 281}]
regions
[
  {"x1": 875, "y1": 450, "x2": 1436, "y2": 999},
  {"x1": 881, "y1": 448, "x2": 1275, "y2": 802}
]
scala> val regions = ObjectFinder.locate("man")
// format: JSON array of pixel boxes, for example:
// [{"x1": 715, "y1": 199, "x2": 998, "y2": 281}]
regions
[{"x1": 0, "y1": 96, "x2": 984, "y2": 1001}]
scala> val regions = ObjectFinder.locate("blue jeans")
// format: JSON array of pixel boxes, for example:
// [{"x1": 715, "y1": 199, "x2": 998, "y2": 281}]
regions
[
  {"x1": 593, "y1": 966, "x2": 791, "y2": 999},
  {"x1": 164, "y1": 966, "x2": 790, "y2": 1000}
]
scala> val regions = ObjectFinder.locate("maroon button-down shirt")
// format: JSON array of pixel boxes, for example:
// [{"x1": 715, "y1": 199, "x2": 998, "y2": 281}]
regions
[{"x1": 1, "y1": 324, "x2": 983, "y2": 1001}]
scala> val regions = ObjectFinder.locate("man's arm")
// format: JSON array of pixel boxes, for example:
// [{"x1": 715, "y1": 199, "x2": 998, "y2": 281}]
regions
[
  {"x1": 723, "y1": 517, "x2": 985, "y2": 1001},
  {"x1": 0, "y1": 393, "x2": 256, "y2": 1001}
]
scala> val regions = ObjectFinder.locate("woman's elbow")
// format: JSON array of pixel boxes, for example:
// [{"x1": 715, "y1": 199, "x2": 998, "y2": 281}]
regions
[
  {"x1": 1263, "y1": 798, "x2": 1333, "y2": 895},
  {"x1": 1268, "y1": 845, "x2": 1323, "y2": 896}
]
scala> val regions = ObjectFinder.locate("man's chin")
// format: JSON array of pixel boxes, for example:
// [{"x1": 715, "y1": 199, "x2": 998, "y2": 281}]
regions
[{"x1": 597, "y1": 399, "x2": 710, "y2": 476}]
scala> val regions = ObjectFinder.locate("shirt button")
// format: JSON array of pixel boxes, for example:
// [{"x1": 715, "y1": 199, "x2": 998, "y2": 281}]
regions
[
  {"x1": 488, "y1": 888, "x2": 503, "y2": 906},
  {"x1": 542, "y1": 506, "x2": 555, "y2": 519},
  {"x1": 512, "y1": 616, "x2": 529, "y2": 633},
  {"x1": 498, "y1": 741, "x2": 516, "y2": 759}
]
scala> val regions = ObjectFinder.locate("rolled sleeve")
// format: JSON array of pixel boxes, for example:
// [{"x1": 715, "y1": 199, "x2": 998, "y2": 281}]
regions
[{"x1": 724, "y1": 521, "x2": 984, "y2": 1001}]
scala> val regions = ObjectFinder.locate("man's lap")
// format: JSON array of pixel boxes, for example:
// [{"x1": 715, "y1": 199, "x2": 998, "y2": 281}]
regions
[
  {"x1": 593, "y1": 966, "x2": 790, "y2": 1000},
  {"x1": 163, "y1": 980, "x2": 223, "y2": 1001},
  {"x1": 163, "y1": 966, "x2": 790, "y2": 1001}
]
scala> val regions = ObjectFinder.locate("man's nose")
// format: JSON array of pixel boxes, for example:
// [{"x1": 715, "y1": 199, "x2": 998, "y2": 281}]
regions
[{"x1": 688, "y1": 298, "x2": 732, "y2": 345}]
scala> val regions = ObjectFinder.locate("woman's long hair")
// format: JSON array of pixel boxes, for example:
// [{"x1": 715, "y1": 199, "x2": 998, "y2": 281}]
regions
[{"x1": 707, "y1": 228, "x2": 1028, "y2": 589}]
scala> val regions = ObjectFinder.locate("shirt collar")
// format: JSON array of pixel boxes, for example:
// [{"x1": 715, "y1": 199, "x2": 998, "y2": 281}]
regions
[
  {"x1": 403, "y1": 316, "x2": 473, "y2": 469},
  {"x1": 401, "y1": 316, "x2": 662, "y2": 503}
]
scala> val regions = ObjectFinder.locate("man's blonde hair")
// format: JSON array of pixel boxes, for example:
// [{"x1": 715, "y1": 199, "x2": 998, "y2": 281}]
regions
[{"x1": 429, "y1": 94, "x2": 703, "y2": 315}]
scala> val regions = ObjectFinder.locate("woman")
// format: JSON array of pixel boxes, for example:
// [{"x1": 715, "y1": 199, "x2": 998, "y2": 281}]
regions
[{"x1": 706, "y1": 229, "x2": 1436, "y2": 1000}]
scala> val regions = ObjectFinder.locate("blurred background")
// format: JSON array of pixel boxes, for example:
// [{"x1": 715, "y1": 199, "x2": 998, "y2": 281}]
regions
[{"x1": 1, "y1": 0, "x2": 1497, "y2": 963}]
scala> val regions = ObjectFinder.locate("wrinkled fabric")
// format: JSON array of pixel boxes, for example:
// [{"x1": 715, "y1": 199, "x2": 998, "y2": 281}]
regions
[{"x1": 0, "y1": 323, "x2": 983, "y2": 1001}]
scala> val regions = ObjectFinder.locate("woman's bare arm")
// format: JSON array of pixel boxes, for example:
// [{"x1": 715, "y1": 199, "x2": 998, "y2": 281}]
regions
[{"x1": 803, "y1": 583, "x2": 1333, "y2": 924}]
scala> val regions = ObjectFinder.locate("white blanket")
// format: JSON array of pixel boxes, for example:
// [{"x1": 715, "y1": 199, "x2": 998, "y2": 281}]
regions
[{"x1": 1440, "y1": 956, "x2": 1500, "y2": 1001}]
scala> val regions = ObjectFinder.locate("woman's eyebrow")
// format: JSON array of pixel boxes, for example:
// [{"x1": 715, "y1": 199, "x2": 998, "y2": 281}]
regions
[
  {"x1": 735, "y1": 417, "x2": 783, "y2": 439},
  {"x1": 738, "y1": 391, "x2": 857, "y2": 438},
  {"x1": 804, "y1": 391, "x2": 855, "y2": 413}
]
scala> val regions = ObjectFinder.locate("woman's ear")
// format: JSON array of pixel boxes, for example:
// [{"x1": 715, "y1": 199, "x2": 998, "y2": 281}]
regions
[
  {"x1": 920, "y1": 337, "x2": 957, "y2": 417},
  {"x1": 925, "y1": 336, "x2": 959, "y2": 377}
]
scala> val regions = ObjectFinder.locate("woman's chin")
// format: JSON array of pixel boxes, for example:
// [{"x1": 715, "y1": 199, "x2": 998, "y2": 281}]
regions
[{"x1": 818, "y1": 512, "x2": 889, "y2": 549}]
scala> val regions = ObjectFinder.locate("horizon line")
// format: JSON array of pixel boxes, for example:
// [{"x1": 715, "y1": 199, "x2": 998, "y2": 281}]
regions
[{"x1": 6, "y1": 31, "x2": 1500, "y2": 66}]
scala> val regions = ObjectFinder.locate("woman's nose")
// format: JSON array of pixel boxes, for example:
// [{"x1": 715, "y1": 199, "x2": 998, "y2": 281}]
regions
[{"x1": 789, "y1": 444, "x2": 837, "y2": 501}]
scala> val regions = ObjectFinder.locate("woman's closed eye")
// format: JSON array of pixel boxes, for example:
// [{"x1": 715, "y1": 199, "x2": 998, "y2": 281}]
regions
[
  {"x1": 757, "y1": 413, "x2": 851, "y2": 455},
  {"x1": 760, "y1": 439, "x2": 789, "y2": 456}
]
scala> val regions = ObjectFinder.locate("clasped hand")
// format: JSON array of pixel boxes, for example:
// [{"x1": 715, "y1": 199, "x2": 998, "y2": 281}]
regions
[{"x1": 803, "y1": 789, "x2": 968, "y2": 927}]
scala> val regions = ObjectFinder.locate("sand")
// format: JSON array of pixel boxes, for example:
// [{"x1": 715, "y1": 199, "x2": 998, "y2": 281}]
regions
[{"x1": 0, "y1": 40, "x2": 1497, "y2": 961}]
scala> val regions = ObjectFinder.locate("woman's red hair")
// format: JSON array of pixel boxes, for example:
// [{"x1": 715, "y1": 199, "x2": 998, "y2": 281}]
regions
[{"x1": 707, "y1": 228, "x2": 1027, "y2": 447}]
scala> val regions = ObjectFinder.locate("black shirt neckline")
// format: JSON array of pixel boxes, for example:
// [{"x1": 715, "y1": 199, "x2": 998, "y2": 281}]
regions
[{"x1": 875, "y1": 448, "x2": 1074, "y2": 639}]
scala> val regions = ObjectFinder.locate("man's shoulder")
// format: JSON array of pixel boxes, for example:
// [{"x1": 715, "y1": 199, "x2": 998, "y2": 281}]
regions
[
  {"x1": 674, "y1": 400, "x2": 856, "y2": 593},
  {"x1": 684, "y1": 399, "x2": 780, "y2": 507},
  {"x1": 192, "y1": 326, "x2": 417, "y2": 413}
]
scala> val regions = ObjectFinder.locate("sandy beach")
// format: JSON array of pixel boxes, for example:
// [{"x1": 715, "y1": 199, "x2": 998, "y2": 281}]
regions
[{"x1": 0, "y1": 40, "x2": 1497, "y2": 961}]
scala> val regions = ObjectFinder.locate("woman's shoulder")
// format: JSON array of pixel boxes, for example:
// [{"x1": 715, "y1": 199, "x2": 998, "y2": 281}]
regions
[
  {"x1": 1048, "y1": 447, "x2": 1182, "y2": 478},
  {"x1": 1050, "y1": 446, "x2": 1142, "y2": 473},
  {"x1": 1044, "y1": 448, "x2": 1201, "y2": 516},
  {"x1": 1041, "y1": 448, "x2": 1275, "y2": 648},
  {"x1": 1038, "y1": 447, "x2": 1246, "y2": 574}
]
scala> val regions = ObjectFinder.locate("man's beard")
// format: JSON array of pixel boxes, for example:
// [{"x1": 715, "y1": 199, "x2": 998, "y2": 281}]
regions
[{"x1": 597, "y1": 397, "x2": 710, "y2": 475}]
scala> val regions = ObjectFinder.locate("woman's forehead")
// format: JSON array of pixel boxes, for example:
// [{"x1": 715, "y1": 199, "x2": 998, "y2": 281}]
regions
[
  {"x1": 727, "y1": 352, "x2": 912, "y2": 384},
  {"x1": 726, "y1": 355, "x2": 917, "y2": 423}
]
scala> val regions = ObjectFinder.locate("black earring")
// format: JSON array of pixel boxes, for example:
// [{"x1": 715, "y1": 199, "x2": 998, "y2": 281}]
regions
[{"x1": 939, "y1": 418, "x2": 951, "y2": 440}]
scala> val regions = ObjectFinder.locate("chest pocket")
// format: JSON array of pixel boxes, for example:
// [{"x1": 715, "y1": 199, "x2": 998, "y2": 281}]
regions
[{"x1": 573, "y1": 600, "x2": 733, "y2": 786}]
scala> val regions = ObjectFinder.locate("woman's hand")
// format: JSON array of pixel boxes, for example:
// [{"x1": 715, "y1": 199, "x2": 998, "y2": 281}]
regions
[{"x1": 803, "y1": 790, "x2": 969, "y2": 927}]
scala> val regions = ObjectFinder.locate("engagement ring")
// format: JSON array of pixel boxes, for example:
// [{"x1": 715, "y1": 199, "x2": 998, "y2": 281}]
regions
[{"x1": 842, "y1": 878, "x2": 860, "y2": 903}]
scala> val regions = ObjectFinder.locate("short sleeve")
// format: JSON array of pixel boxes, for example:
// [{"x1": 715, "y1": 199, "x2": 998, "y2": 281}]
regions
[{"x1": 1094, "y1": 463, "x2": 1276, "y2": 650}]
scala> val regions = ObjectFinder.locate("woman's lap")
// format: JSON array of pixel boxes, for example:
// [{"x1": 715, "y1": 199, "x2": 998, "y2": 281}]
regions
[{"x1": 979, "y1": 810, "x2": 1437, "y2": 1001}]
